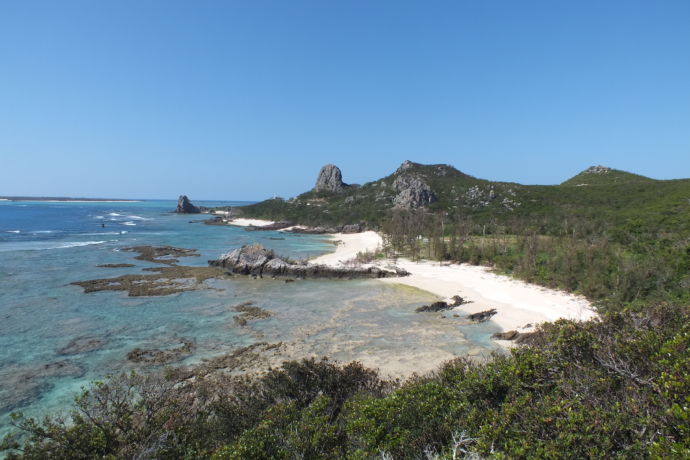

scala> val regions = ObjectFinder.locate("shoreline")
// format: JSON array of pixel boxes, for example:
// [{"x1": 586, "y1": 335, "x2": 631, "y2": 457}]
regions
[
  {"x1": 311, "y1": 231, "x2": 597, "y2": 336},
  {"x1": 223, "y1": 217, "x2": 276, "y2": 227}
]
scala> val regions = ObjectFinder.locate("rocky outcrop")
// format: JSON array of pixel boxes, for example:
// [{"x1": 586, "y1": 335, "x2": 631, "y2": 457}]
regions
[
  {"x1": 392, "y1": 174, "x2": 437, "y2": 208},
  {"x1": 491, "y1": 330, "x2": 538, "y2": 344},
  {"x1": 416, "y1": 295, "x2": 468, "y2": 312},
  {"x1": 286, "y1": 222, "x2": 365, "y2": 234},
  {"x1": 127, "y1": 339, "x2": 195, "y2": 364},
  {"x1": 210, "y1": 243, "x2": 407, "y2": 279},
  {"x1": 245, "y1": 221, "x2": 294, "y2": 231},
  {"x1": 395, "y1": 160, "x2": 417, "y2": 174},
  {"x1": 341, "y1": 223, "x2": 365, "y2": 233},
  {"x1": 314, "y1": 164, "x2": 348, "y2": 193},
  {"x1": 175, "y1": 195, "x2": 201, "y2": 213},
  {"x1": 286, "y1": 227, "x2": 339, "y2": 234},
  {"x1": 467, "y1": 308, "x2": 497, "y2": 323},
  {"x1": 584, "y1": 165, "x2": 612, "y2": 175}
]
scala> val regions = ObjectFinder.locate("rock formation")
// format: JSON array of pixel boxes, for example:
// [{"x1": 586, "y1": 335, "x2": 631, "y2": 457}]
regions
[
  {"x1": 392, "y1": 174, "x2": 437, "y2": 208},
  {"x1": 175, "y1": 195, "x2": 201, "y2": 213},
  {"x1": 491, "y1": 330, "x2": 537, "y2": 344},
  {"x1": 584, "y1": 165, "x2": 612, "y2": 175},
  {"x1": 210, "y1": 243, "x2": 407, "y2": 279},
  {"x1": 395, "y1": 160, "x2": 416, "y2": 174},
  {"x1": 415, "y1": 295, "x2": 468, "y2": 313},
  {"x1": 286, "y1": 222, "x2": 365, "y2": 234},
  {"x1": 314, "y1": 164, "x2": 348, "y2": 193},
  {"x1": 467, "y1": 308, "x2": 498, "y2": 323}
]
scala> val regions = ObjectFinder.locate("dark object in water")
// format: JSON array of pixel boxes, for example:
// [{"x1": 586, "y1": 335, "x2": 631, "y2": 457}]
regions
[
  {"x1": 415, "y1": 295, "x2": 468, "y2": 313},
  {"x1": 467, "y1": 309, "x2": 498, "y2": 323}
]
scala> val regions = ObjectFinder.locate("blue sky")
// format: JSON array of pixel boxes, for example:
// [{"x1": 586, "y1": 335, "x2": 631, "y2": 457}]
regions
[{"x1": 1, "y1": 1, "x2": 689, "y2": 200}]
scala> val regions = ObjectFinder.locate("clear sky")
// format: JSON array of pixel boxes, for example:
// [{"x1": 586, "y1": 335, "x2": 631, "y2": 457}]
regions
[{"x1": 1, "y1": 1, "x2": 689, "y2": 200}]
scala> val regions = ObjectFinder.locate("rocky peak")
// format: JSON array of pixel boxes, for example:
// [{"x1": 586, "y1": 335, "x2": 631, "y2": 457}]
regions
[
  {"x1": 175, "y1": 195, "x2": 201, "y2": 214},
  {"x1": 395, "y1": 160, "x2": 418, "y2": 174},
  {"x1": 392, "y1": 174, "x2": 437, "y2": 209},
  {"x1": 314, "y1": 164, "x2": 347, "y2": 193},
  {"x1": 584, "y1": 165, "x2": 612, "y2": 175}
]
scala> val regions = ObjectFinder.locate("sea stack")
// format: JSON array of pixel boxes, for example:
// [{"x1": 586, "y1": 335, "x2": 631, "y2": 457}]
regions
[
  {"x1": 175, "y1": 195, "x2": 201, "y2": 214},
  {"x1": 314, "y1": 164, "x2": 348, "y2": 193}
]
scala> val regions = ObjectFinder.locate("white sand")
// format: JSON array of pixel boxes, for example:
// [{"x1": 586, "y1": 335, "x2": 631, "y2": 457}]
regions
[
  {"x1": 312, "y1": 232, "x2": 597, "y2": 333},
  {"x1": 225, "y1": 218, "x2": 275, "y2": 227},
  {"x1": 310, "y1": 231, "x2": 383, "y2": 265}
]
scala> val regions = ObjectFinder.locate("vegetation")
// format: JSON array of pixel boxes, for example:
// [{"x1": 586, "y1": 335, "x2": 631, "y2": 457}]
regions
[
  {"x1": 239, "y1": 162, "x2": 690, "y2": 236},
  {"x1": 3, "y1": 162, "x2": 689, "y2": 458},
  {"x1": 2, "y1": 303, "x2": 688, "y2": 458}
]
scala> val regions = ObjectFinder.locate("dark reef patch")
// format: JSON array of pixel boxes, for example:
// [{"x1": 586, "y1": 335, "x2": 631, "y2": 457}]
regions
[
  {"x1": 75, "y1": 245, "x2": 229, "y2": 296},
  {"x1": 127, "y1": 339, "x2": 195, "y2": 365},
  {"x1": 58, "y1": 337, "x2": 106, "y2": 355},
  {"x1": 71, "y1": 265, "x2": 228, "y2": 297},
  {"x1": 122, "y1": 245, "x2": 199, "y2": 265},
  {"x1": 232, "y1": 301, "x2": 272, "y2": 327},
  {"x1": 0, "y1": 361, "x2": 85, "y2": 413}
]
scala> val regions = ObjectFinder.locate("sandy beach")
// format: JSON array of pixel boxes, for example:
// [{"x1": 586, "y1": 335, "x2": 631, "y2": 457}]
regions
[
  {"x1": 310, "y1": 231, "x2": 384, "y2": 265},
  {"x1": 312, "y1": 231, "x2": 597, "y2": 334},
  {"x1": 225, "y1": 218, "x2": 275, "y2": 227}
]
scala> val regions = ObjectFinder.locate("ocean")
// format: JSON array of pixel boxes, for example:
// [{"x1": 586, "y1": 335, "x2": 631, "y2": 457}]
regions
[{"x1": 0, "y1": 200, "x2": 500, "y2": 437}]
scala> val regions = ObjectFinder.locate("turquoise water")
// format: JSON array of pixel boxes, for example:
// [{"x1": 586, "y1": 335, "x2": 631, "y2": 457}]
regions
[{"x1": 0, "y1": 200, "x2": 500, "y2": 436}]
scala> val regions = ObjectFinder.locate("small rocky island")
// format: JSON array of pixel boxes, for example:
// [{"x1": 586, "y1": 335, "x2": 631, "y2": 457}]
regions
[
  {"x1": 210, "y1": 243, "x2": 408, "y2": 279},
  {"x1": 175, "y1": 195, "x2": 201, "y2": 213}
]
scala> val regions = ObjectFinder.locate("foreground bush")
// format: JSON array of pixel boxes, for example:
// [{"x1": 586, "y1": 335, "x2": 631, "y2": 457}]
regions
[{"x1": 2, "y1": 304, "x2": 689, "y2": 459}]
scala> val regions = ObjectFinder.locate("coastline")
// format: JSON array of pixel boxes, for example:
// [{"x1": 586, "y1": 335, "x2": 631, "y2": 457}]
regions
[
  {"x1": 205, "y1": 218, "x2": 596, "y2": 336},
  {"x1": 311, "y1": 231, "x2": 597, "y2": 336},
  {"x1": 223, "y1": 217, "x2": 276, "y2": 227}
]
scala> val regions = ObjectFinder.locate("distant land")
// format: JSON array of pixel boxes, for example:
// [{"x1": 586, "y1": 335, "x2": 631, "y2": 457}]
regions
[
  {"x1": 0, "y1": 196, "x2": 141, "y2": 202},
  {"x1": 235, "y1": 161, "x2": 690, "y2": 231}
]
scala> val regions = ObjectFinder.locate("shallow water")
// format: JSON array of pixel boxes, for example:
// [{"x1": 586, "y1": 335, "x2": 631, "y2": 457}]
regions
[{"x1": 0, "y1": 200, "x2": 500, "y2": 436}]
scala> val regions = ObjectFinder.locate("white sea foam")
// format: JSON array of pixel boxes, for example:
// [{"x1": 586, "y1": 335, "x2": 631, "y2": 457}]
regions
[
  {"x1": 0, "y1": 240, "x2": 107, "y2": 252},
  {"x1": 122, "y1": 221, "x2": 137, "y2": 226},
  {"x1": 32, "y1": 230, "x2": 55, "y2": 234},
  {"x1": 108, "y1": 213, "x2": 122, "y2": 216},
  {"x1": 5, "y1": 230, "x2": 21, "y2": 233},
  {"x1": 95, "y1": 216, "x2": 105, "y2": 219},
  {"x1": 126, "y1": 215, "x2": 152, "y2": 221},
  {"x1": 58, "y1": 241, "x2": 107, "y2": 248}
]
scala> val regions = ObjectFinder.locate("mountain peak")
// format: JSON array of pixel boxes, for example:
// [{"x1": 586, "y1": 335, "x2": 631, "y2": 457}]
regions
[
  {"x1": 584, "y1": 165, "x2": 613, "y2": 175},
  {"x1": 314, "y1": 164, "x2": 348, "y2": 193},
  {"x1": 561, "y1": 166, "x2": 654, "y2": 186}
]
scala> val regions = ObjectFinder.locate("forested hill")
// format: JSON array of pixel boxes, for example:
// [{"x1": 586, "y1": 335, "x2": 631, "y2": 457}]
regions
[{"x1": 239, "y1": 161, "x2": 690, "y2": 236}]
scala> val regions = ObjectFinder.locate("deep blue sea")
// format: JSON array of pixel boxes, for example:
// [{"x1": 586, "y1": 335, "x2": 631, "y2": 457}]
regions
[{"x1": 0, "y1": 200, "x2": 499, "y2": 437}]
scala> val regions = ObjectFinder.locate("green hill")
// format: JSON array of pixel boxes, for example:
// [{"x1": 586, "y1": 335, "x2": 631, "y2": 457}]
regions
[
  {"x1": 238, "y1": 161, "x2": 690, "y2": 238},
  {"x1": 560, "y1": 165, "x2": 656, "y2": 186}
]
